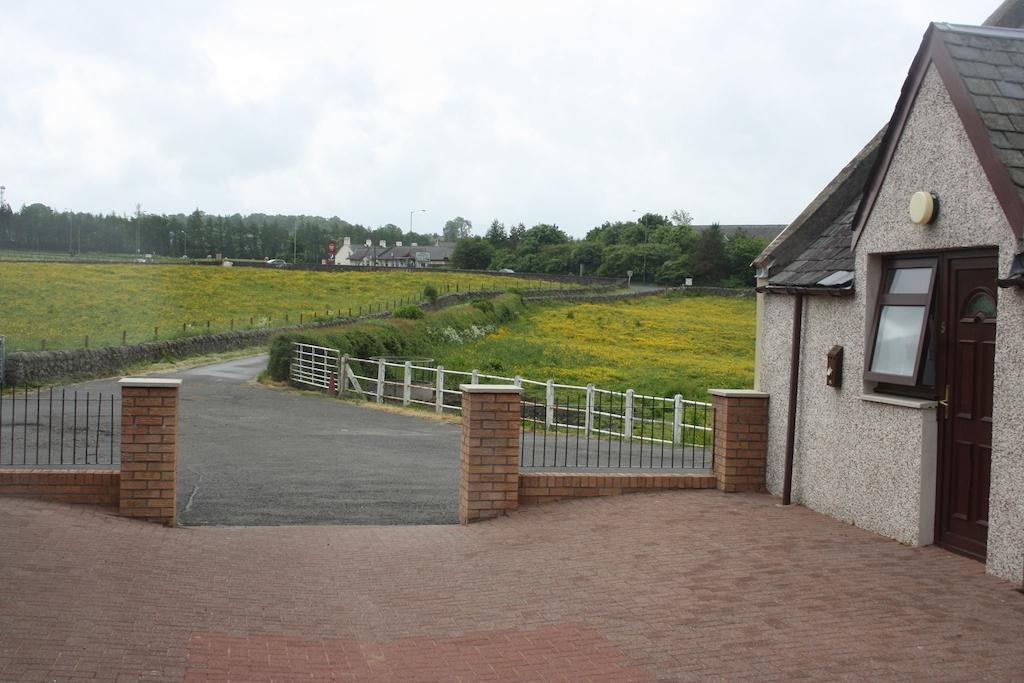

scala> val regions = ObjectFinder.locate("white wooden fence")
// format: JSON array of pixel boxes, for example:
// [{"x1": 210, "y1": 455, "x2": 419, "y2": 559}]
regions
[{"x1": 290, "y1": 342, "x2": 713, "y2": 447}]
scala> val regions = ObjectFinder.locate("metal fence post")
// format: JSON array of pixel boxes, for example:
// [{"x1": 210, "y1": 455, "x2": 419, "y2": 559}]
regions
[
  {"x1": 624, "y1": 389, "x2": 635, "y2": 439},
  {"x1": 339, "y1": 354, "x2": 349, "y2": 396},
  {"x1": 376, "y1": 358, "x2": 385, "y2": 404},
  {"x1": 545, "y1": 379, "x2": 555, "y2": 428},
  {"x1": 471, "y1": 369, "x2": 479, "y2": 384},
  {"x1": 513, "y1": 375, "x2": 522, "y2": 388},
  {"x1": 585, "y1": 383, "x2": 595, "y2": 435},
  {"x1": 403, "y1": 361, "x2": 412, "y2": 406},
  {"x1": 673, "y1": 393, "x2": 683, "y2": 444},
  {"x1": 435, "y1": 366, "x2": 445, "y2": 413}
]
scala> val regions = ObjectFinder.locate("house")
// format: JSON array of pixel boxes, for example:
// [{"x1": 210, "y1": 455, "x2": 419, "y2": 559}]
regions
[
  {"x1": 752, "y1": 1, "x2": 1024, "y2": 584},
  {"x1": 333, "y1": 238, "x2": 455, "y2": 268},
  {"x1": 692, "y1": 224, "x2": 785, "y2": 241}
]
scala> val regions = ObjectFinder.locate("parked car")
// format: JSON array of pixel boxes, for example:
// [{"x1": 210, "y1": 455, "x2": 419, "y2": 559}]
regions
[
  {"x1": 498, "y1": 268, "x2": 515, "y2": 273},
  {"x1": 265, "y1": 259, "x2": 288, "y2": 268}
]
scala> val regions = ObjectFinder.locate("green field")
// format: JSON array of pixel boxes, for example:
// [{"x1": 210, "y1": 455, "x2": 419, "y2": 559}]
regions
[
  {"x1": 429, "y1": 293, "x2": 755, "y2": 399},
  {"x1": 0, "y1": 263, "x2": 557, "y2": 351}
]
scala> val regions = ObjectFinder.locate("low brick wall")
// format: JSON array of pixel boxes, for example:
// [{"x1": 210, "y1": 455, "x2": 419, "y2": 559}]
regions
[
  {"x1": 0, "y1": 469, "x2": 119, "y2": 507},
  {"x1": 518, "y1": 472, "x2": 716, "y2": 505}
]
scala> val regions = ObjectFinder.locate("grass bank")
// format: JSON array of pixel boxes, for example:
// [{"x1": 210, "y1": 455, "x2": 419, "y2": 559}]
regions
[
  {"x1": 266, "y1": 293, "x2": 527, "y2": 381},
  {"x1": 430, "y1": 292, "x2": 755, "y2": 399},
  {"x1": 0, "y1": 263, "x2": 548, "y2": 352}
]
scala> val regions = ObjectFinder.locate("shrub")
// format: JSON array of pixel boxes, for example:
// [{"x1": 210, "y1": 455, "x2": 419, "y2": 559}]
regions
[
  {"x1": 422, "y1": 284, "x2": 438, "y2": 303},
  {"x1": 471, "y1": 298, "x2": 494, "y2": 314},
  {"x1": 393, "y1": 304, "x2": 424, "y2": 319}
]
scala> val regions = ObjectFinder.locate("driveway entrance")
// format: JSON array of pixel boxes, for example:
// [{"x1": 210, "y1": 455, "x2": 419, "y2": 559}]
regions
[{"x1": 51, "y1": 355, "x2": 462, "y2": 526}]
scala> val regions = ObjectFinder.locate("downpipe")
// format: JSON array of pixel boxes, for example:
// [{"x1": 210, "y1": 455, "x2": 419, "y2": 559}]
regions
[{"x1": 782, "y1": 293, "x2": 804, "y2": 506}]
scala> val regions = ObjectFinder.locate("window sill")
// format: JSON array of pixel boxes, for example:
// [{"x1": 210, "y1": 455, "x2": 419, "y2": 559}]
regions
[{"x1": 860, "y1": 393, "x2": 938, "y2": 410}]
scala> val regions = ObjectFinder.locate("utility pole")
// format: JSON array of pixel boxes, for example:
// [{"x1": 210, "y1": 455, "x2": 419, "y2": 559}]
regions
[{"x1": 135, "y1": 203, "x2": 142, "y2": 254}]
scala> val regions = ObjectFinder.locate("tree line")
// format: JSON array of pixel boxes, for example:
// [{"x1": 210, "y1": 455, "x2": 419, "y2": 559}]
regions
[
  {"x1": 0, "y1": 204, "x2": 437, "y2": 262},
  {"x1": 450, "y1": 211, "x2": 769, "y2": 286},
  {"x1": 0, "y1": 204, "x2": 769, "y2": 286}
]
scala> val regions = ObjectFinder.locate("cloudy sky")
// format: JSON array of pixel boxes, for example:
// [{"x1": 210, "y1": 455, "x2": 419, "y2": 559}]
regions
[{"x1": 0, "y1": 0, "x2": 997, "y2": 236}]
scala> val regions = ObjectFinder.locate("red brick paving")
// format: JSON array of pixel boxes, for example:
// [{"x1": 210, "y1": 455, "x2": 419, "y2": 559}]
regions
[{"x1": 1, "y1": 491, "x2": 1023, "y2": 681}]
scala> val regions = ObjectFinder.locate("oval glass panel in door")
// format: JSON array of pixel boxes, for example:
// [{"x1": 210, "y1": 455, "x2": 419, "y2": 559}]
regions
[{"x1": 964, "y1": 290, "x2": 997, "y2": 319}]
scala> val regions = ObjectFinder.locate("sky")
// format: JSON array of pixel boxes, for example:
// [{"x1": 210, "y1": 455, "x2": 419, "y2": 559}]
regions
[{"x1": 0, "y1": 0, "x2": 998, "y2": 237}]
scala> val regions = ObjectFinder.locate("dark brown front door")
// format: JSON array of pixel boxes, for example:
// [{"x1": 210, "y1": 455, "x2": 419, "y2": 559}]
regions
[{"x1": 936, "y1": 254, "x2": 997, "y2": 561}]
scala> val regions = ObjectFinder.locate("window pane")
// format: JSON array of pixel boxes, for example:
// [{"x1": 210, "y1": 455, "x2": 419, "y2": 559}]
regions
[
  {"x1": 887, "y1": 267, "x2": 932, "y2": 294},
  {"x1": 964, "y1": 292, "x2": 997, "y2": 318},
  {"x1": 871, "y1": 305, "x2": 926, "y2": 376}
]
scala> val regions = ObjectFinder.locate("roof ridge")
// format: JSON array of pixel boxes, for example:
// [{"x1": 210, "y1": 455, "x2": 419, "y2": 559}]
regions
[{"x1": 934, "y1": 22, "x2": 1024, "y2": 38}]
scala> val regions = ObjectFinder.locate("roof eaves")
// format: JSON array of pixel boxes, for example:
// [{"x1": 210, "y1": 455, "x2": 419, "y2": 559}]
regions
[{"x1": 754, "y1": 127, "x2": 884, "y2": 272}]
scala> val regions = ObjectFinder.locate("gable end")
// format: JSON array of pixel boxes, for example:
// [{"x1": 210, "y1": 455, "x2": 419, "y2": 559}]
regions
[{"x1": 851, "y1": 25, "x2": 1024, "y2": 248}]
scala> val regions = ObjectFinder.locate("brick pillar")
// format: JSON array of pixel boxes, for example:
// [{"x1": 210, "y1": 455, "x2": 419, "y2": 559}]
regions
[
  {"x1": 709, "y1": 389, "x2": 769, "y2": 493},
  {"x1": 118, "y1": 378, "x2": 181, "y2": 526},
  {"x1": 459, "y1": 384, "x2": 522, "y2": 524}
]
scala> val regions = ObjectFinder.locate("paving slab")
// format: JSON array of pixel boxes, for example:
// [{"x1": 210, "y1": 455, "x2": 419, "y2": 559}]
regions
[{"x1": 1, "y1": 492, "x2": 1023, "y2": 680}]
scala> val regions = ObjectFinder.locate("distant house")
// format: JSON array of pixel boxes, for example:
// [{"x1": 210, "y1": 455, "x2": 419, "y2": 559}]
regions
[
  {"x1": 333, "y1": 237, "x2": 455, "y2": 268},
  {"x1": 692, "y1": 224, "x2": 785, "y2": 241},
  {"x1": 752, "y1": 1, "x2": 1024, "y2": 584}
]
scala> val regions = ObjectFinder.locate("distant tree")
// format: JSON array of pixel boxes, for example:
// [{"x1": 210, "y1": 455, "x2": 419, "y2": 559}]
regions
[
  {"x1": 690, "y1": 223, "x2": 729, "y2": 284},
  {"x1": 571, "y1": 241, "x2": 604, "y2": 275},
  {"x1": 520, "y1": 223, "x2": 569, "y2": 251},
  {"x1": 443, "y1": 216, "x2": 473, "y2": 242},
  {"x1": 724, "y1": 229, "x2": 770, "y2": 287},
  {"x1": 508, "y1": 222, "x2": 526, "y2": 247},
  {"x1": 655, "y1": 255, "x2": 691, "y2": 286},
  {"x1": 670, "y1": 209, "x2": 694, "y2": 226},
  {"x1": 451, "y1": 237, "x2": 494, "y2": 269},
  {"x1": 372, "y1": 223, "x2": 404, "y2": 243},
  {"x1": 485, "y1": 219, "x2": 507, "y2": 247}
]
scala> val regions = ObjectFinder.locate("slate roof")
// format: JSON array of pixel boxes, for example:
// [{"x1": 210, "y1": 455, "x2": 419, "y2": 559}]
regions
[
  {"x1": 938, "y1": 23, "x2": 1024, "y2": 203},
  {"x1": 767, "y1": 201, "x2": 857, "y2": 287}
]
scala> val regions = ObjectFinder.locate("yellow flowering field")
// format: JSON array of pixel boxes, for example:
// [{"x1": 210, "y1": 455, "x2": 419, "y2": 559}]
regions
[
  {"x1": 432, "y1": 293, "x2": 756, "y2": 399},
  {"x1": 0, "y1": 262, "x2": 554, "y2": 351}
]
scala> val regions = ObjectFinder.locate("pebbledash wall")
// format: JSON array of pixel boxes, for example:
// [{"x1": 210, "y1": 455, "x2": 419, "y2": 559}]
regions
[{"x1": 757, "y1": 66, "x2": 1024, "y2": 583}]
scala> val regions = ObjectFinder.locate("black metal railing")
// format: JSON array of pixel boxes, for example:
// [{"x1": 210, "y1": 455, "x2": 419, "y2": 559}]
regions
[
  {"x1": 519, "y1": 393, "x2": 712, "y2": 471},
  {"x1": 0, "y1": 386, "x2": 120, "y2": 466}
]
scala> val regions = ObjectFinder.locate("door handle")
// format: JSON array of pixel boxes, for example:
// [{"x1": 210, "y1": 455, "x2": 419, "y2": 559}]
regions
[{"x1": 937, "y1": 384, "x2": 950, "y2": 419}]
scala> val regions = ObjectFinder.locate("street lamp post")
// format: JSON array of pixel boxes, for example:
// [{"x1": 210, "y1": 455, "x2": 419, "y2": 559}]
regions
[
  {"x1": 632, "y1": 209, "x2": 648, "y2": 283},
  {"x1": 409, "y1": 208, "x2": 426, "y2": 234}
]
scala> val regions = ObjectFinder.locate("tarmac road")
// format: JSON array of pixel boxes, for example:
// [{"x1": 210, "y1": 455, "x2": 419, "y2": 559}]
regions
[
  {"x1": 17, "y1": 355, "x2": 462, "y2": 526},
  {"x1": 172, "y1": 356, "x2": 462, "y2": 526}
]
